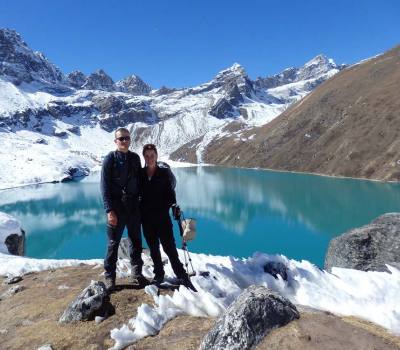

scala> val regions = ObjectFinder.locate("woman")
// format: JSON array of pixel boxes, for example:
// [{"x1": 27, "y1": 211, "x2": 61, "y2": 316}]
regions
[{"x1": 140, "y1": 144, "x2": 196, "y2": 291}]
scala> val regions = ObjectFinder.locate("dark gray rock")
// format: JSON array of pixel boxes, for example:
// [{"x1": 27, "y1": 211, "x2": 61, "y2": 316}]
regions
[
  {"x1": 34, "y1": 138, "x2": 48, "y2": 145},
  {"x1": 53, "y1": 130, "x2": 67, "y2": 138},
  {"x1": 200, "y1": 285, "x2": 299, "y2": 350},
  {"x1": 151, "y1": 85, "x2": 178, "y2": 96},
  {"x1": 5, "y1": 276, "x2": 23, "y2": 284},
  {"x1": 0, "y1": 285, "x2": 25, "y2": 300},
  {"x1": 59, "y1": 281, "x2": 111, "y2": 323},
  {"x1": 66, "y1": 125, "x2": 80, "y2": 135},
  {"x1": 61, "y1": 166, "x2": 90, "y2": 182},
  {"x1": 209, "y1": 98, "x2": 237, "y2": 119},
  {"x1": 263, "y1": 261, "x2": 288, "y2": 281},
  {"x1": 325, "y1": 213, "x2": 400, "y2": 272},
  {"x1": 67, "y1": 70, "x2": 87, "y2": 89},
  {"x1": 4, "y1": 229, "x2": 25, "y2": 256}
]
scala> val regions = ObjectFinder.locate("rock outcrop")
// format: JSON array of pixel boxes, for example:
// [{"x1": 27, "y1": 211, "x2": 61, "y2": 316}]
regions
[
  {"x1": 66, "y1": 70, "x2": 87, "y2": 89},
  {"x1": 325, "y1": 213, "x2": 400, "y2": 272},
  {"x1": 200, "y1": 285, "x2": 299, "y2": 350},
  {"x1": 59, "y1": 281, "x2": 111, "y2": 323},
  {"x1": 0, "y1": 212, "x2": 25, "y2": 256}
]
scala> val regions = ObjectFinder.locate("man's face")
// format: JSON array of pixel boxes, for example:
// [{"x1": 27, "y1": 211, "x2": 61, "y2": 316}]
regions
[{"x1": 114, "y1": 131, "x2": 131, "y2": 152}]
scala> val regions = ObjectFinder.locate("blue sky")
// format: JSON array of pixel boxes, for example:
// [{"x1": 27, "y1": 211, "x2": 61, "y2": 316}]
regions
[{"x1": 1, "y1": 0, "x2": 399, "y2": 88}]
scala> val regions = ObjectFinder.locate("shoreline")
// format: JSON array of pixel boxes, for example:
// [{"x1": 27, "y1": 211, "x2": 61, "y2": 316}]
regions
[{"x1": 1, "y1": 161, "x2": 398, "y2": 192}]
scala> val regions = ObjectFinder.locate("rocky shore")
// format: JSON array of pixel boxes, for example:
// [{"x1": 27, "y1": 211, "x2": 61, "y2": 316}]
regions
[
  {"x1": 1, "y1": 212, "x2": 400, "y2": 349},
  {"x1": 0, "y1": 264, "x2": 399, "y2": 350}
]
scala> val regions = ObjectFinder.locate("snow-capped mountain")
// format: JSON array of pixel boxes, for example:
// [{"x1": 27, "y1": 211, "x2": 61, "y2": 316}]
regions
[
  {"x1": 0, "y1": 28, "x2": 344, "y2": 188},
  {"x1": 0, "y1": 29, "x2": 67, "y2": 91}
]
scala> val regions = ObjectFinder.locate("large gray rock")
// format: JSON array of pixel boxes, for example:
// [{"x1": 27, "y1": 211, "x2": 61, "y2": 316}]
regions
[
  {"x1": 0, "y1": 212, "x2": 25, "y2": 256},
  {"x1": 5, "y1": 229, "x2": 25, "y2": 255},
  {"x1": 325, "y1": 213, "x2": 400, "y2": 272},
  {"x1": 263, "y1": 261, "x2": 288, "y2": 281},
  {"x1": 200, "y1": 285, "x2": 299, "y2": 350},
  {"x1": 59, "y1": 281, "x2": 111, "y2": 323}
]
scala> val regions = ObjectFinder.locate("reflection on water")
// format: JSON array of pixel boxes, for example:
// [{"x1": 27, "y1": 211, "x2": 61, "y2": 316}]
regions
[{"x1": 1, "y1": 166, "x2": 400, "y2": 267}]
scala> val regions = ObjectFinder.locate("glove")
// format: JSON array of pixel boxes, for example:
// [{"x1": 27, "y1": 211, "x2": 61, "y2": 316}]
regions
[{"x1": 172, "y1": 204, "x2": 181, "y2": 220}]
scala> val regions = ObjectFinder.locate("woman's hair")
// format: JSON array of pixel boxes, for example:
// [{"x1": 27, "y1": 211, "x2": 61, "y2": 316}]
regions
[{"x1": 142, "y1": 143, "x2": 158, "y2": 155}]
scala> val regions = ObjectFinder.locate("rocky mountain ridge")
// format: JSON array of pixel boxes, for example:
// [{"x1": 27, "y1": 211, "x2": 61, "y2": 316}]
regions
[
  {"x1": 0, "y1": 27, "x2": 344, "y2": 187},
  {"x1": 200, "y1": 45, "x2": 400, "y2": 181}
]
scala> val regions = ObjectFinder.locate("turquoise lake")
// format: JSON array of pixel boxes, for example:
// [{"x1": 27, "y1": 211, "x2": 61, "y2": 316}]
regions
[{"x1": 1, "y1": 166, "x2": 400, "y2": 268}]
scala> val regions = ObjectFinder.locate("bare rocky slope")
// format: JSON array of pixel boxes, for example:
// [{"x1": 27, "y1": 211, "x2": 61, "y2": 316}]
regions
[{"x1": 198, "y1": 45, "x2": 400, "y2": 181}]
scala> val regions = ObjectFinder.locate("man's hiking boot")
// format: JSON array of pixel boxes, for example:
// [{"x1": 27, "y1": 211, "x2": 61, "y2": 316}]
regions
[
  {"x1": 178, "y1": 275, "x2": 197, "y2": 292},
  {"x1": 131, "y1": 274, "x2": 150, "y2": 288},
  {"x1": 104, "y1": 277, "x2": 115, "y2": 292},
  {"x1": 150, "y1": 275, "x2": 164, "y2": 286}
]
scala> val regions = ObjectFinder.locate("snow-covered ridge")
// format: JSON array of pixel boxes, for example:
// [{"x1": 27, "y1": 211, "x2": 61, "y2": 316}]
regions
[{"x1": 0, "y1": 28, "x2": 345, "y2": 188}]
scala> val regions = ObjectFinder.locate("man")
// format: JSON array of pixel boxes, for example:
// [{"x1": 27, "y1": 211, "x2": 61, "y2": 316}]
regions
[{"x1": 100, "y1": 127, "x2": 147, "y2": 291}]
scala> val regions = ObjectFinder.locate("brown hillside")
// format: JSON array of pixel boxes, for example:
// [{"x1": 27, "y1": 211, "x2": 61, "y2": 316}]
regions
[{"x1": 203, "y1": 45, "x2": 400, "y2": 181}]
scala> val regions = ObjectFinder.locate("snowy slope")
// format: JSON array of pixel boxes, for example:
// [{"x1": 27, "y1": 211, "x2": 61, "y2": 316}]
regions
[{"x1": 0, "y1": 28, "x2": 345, "y2": 188}]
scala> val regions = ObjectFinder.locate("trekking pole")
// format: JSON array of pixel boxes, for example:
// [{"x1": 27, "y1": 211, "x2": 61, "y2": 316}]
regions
[{"x1": 174, "y1": 206, "x2": 196, "y2": 277}]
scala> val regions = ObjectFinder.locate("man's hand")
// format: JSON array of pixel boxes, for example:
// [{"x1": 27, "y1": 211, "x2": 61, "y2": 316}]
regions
[{"x1": 107, "y1": 210, "x2": 118, "y2": 226}]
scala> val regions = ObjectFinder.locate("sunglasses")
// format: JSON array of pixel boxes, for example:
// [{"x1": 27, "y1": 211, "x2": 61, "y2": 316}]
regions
[{"x1": 116, "y1": 136, "x2": 131, "y2": 142}]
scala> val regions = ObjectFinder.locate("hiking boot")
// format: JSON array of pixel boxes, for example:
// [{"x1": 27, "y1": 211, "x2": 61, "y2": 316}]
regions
[
  {"x1": 177, "y1": 276, "x2": 197, "y2": 292},
  {"x1": 150, "y1": 275, "x2": 164, "y2": 286},
  {"x1": 131, "y1": 274, "x2": 150, "y2": 287},
  {"x1": 104, "y1": 277, "x2": 115, "y2": 292}
]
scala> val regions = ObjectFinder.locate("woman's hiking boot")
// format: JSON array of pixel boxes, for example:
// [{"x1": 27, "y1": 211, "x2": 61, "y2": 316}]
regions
[
  {"x1": 178, "y1": 275, "x2": 197, "y2": 292},
  {"x1": 150, "y1": 275, "x2": 164, "y2": 286}
]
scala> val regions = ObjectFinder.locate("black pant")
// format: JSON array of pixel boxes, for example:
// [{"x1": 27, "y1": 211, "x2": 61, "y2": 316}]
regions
[
  {"x1": 142, "y1": 211, "x2": 186, "y2": 279},
  {"x1": 104, "y1": 201, "x2": 143, "y2": 279}
]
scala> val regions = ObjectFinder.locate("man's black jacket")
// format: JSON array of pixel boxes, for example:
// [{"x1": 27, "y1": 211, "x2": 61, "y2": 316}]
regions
[{"x1": 100, "y1": 150, "x2": 141, "y2": 213}]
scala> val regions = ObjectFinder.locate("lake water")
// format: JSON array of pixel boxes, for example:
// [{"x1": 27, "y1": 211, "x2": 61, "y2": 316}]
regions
[{"x1": 1, "y1": 166, "x2": 400, "y2": 267}]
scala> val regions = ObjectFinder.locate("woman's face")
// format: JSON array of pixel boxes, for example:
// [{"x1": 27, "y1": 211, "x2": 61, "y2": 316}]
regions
[{"x1": 144, "y1": 149, "x2": 157, "y2": 167}]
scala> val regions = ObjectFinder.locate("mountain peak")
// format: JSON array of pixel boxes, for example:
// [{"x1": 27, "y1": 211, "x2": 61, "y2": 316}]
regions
[
  {"x1": 82, "y1": 69, "x2": 115, "y2": 91},
  {"x1": 297, "y1": 54, "x2": 338, "y2": 81},
  {"x1": 116, "y1": 74, "x2": 151, "y2": 95},
  {"x1": 218, "y1": 63, "x2": 246, "y2": 76},
  {"x1": 0, "y1": 28, "x2": 65, "y2": 86}
]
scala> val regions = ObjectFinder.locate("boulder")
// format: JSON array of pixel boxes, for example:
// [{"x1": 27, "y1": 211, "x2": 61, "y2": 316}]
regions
[
  {"x1": 325, "y1": 213, "x2": 400, "y2": 272},
  {"x1": 0, "y1": 212, "x2": 25, "y2": 256},
  {"x1": 200, "y1": 285, "x2": 299, "y2": 350},
  {"x1": 0, "y1": 285, "x2": 25, "y2": 300},
  {"x1": 59, "y1": 281, "x2": 111, "y2": 323},
  {"x1": 263, "y1": 261, "x2": 288, "y2": 281}
]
